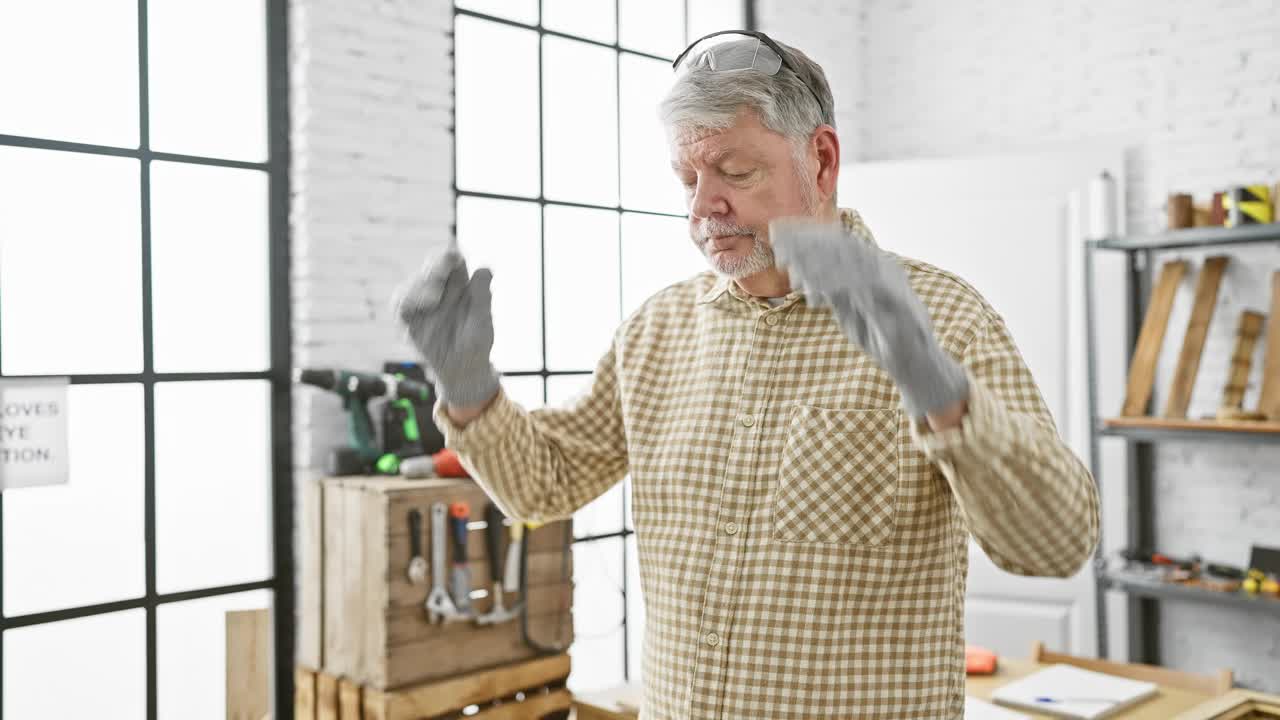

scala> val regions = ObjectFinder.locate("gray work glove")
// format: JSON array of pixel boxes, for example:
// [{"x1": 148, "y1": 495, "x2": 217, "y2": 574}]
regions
[
  {"x1": 770, "y1": 218, "x2": 969, "y2": 419},
  {"x1": 392, "y1": 248, "x2": 501, "y2": 408}
]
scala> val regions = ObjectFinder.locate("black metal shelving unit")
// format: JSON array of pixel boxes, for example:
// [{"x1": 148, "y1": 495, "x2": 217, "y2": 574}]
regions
[{"x1": 1083, "y1": 223, "x2": 1280, "y2": 664}]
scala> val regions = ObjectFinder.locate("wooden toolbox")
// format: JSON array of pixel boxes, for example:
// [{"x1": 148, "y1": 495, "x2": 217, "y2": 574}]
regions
[
  {"x1": 318, "y1": 476, "x2": 574, "y2": 690},
  {"x1": 296, "y1": 653, "x2": 573, "y2": 720}
]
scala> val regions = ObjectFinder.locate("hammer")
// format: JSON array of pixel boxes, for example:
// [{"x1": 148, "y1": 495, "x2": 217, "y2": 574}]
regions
[{"x1": 476, "y1": 503, "x2": 522, "y2": 625}]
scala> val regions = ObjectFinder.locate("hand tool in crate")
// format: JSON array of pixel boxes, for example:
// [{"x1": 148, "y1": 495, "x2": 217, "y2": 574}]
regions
[
  {"x1": 476, "y1": 503, "x2": 520, "y2": 625},
  {"x1": 425, "y1": 502, "x2": 468, "y2": 623},
  {"x1": 449, "y1": 501, "x2": 475, "y2": 616},
  {"x1": 406, "y1": 508, "x2": 427, "y2": 585}
]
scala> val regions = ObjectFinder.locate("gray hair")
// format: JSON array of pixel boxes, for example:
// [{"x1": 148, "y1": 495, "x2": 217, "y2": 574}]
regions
[{"x1": 659, "y1": 36, "x2": 836, "y2": 208}]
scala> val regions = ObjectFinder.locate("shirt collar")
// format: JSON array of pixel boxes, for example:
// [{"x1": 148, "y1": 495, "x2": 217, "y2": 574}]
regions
[{"x1": 694, "y1": 208, "x2": 876, "y2": 307}]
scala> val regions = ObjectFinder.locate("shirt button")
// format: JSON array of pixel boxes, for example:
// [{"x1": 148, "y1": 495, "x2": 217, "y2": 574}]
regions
[
  {"x1": 765, "y1": 314, "x2": 780, "y2": 326},
  {"x1": 724, "y1": 522, "x2": 739, "y2": 535},
  {"x1": 740, "y1": 414, "x2": 755, "y2": 427},
  {"x1": 704, "y1": 632, "x2": 721, "y2": 647}
]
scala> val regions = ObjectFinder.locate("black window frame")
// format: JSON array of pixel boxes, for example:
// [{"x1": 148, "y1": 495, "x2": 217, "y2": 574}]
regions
[
  {"x1": 0, "y1": 1, "x2": 293, "y2": 718},
  {"x1": 452, "y1": 0, "x2": 754, "y2": 686}
]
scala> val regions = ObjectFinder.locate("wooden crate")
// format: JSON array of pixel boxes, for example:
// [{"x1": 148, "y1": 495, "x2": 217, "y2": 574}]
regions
[
  {"x1": 322, "y1": 476, "x2": 574, "y2": 690},
  {"x1": 296, "y1": 654, "x2": 572, "y2": 720}
]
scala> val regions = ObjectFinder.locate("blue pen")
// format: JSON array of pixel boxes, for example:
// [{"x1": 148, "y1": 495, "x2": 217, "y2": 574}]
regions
[{"x1": 1034, "y1": 696, "x2": 1118, "y2": 704}]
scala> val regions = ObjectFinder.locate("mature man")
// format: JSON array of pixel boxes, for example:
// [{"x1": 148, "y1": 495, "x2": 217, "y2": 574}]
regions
[{"x1": 396, "y1": 32, "x2": 1099, "y2": 720}]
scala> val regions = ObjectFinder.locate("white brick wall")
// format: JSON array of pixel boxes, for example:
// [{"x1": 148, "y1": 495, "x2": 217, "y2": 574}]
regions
[
  {"x1": 763, "y1": 0, "x2": 1280, "y2": 691},
  {"x1": 289, "y1": 0, "x2": 454, "y2": 666},
  {"x1": 290, "y1": 0, "x2": 453, "y2": 473},
  {"x1": 754, "y1": 0, "x2": 862, "y2": 158}
]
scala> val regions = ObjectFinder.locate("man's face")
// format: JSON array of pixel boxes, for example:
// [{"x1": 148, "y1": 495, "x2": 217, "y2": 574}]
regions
[{"x1": 670, "y1": 109, "x2": 820, "y2": 280}]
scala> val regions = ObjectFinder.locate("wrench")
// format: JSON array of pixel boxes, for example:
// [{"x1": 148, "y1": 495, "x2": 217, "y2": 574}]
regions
[
  {"x1": 406, "y1": 508, "x2": 427, "y2": 585},
  {"x1": 425, "y1": 502, "x2": 465, "y2": 623}
]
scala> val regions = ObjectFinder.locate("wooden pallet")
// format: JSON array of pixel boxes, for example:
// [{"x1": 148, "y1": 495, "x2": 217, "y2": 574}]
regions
[{"x1": 296, "y1": 654, "x2": 572, "y2": 720}]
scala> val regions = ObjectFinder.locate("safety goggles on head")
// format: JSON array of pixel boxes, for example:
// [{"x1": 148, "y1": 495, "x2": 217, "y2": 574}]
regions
[{"x1": 671, "y1": 30, "x2": 828, "y2": 123}]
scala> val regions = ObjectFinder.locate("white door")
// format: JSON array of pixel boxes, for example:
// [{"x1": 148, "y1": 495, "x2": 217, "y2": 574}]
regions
[{"x1": 838, "y1": 147, "x2": 1130, "y2": 660}]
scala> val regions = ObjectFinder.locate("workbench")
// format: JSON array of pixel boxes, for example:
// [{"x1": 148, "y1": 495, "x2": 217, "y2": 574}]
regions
[{"x1": 571, "y1": 657, "x2": 1216, "y2": 719}]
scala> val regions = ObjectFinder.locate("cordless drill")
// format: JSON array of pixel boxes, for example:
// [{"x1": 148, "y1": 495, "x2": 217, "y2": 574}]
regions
[{"x1": 294, "y1": 368, "x2": 439, "y2": 476}]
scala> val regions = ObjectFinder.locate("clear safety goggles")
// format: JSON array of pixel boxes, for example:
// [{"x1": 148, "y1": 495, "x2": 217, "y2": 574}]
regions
[{"x1": 671, "y1": 30, "x2": 828, "y2": 120}]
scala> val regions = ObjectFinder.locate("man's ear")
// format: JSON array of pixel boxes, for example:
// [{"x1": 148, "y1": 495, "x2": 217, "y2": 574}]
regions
[{"x1": 812, "y1": 125, "x2": 840, "y2": 203}]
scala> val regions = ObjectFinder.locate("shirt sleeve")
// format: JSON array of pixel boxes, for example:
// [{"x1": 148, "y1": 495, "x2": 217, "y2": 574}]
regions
[
  {"x1": 432, "y1": 341, "x2": 629, "y2": 523},
  {"x1": 910, "y1": 311, "x2": 1100, "y2": 578}
]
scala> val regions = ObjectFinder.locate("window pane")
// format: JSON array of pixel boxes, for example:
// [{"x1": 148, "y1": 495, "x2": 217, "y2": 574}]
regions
[
  {"x1": 626, "y1": 533, "x2": 644, "y2": 681},
  {"x1": 687, "y1": 0, "x2": 745, "y2": 43},
  {"x1": 4, "y1": 610, "x2": 146, "y2": 719},
  {"x1": 455, "y1": 0, "x2": 537, "y2": 25},
  {"x1": 0, "y1": 1, "x2": 138, "y2": 146},
  {"x1": 574, "y1": 482, "x2": 624, "y2": 538},
  {"x1": 545, "y1": 373, "x2": 592, "y2": 406},
  {"x1": 620, "y1": 54, "x2": 686, "y2": 215},
  {"x1": 148, "y1": 0, "x2": 267, "y2": 161},
  {"x1": 457, "y1": 197, "x2": 542, "y2": 372},
  {"x1": 151, "y1": 162, "x2": 269, "y2": 372},
  {"x1": 544, "y1": 206, "x2": 620, "y2": 371},
  {"x1": 0, "y1": 147, "x2": 142, "y2": 375},
  {"x1": 619, "y1": 0, "x2": 684, "y2": 58},
  {"x1": 456, "y1": 17, "x2": 540, "y2": 197},
  {"x1": 543, "y1": 37, "x2": 618, "y2": 206},
  {"x1": 621, "y1": 212, "x2": 704, "y2": 315},
  {"x1": 500, "y1": 375, "x2": 545, "y2": 409},
  {"x1": 568, "y1": 537, "x2": 625, "y2": 694},
  {"x1": 155, "y1": 381, "x2": 271, "y2": 594},
  {"x1": 157, "y1": 589, "x2": 273, "y2": 720},
  {"x1": 3, "y1": 384, "x2": 145, "y2": 616},
  {"x1": 543, "y1": 0, "x2": 615, "y2": 44}
]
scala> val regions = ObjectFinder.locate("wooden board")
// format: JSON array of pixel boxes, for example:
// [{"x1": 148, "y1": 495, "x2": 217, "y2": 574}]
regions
[
  {"x1": 226, "y1": 608, "x2": 271, "y2": 720},
  {"x1": 317, "y1": 671, "x2": 340, "y2": 720},
  {"x1": 363, "y1": 653, "x2": 570, "y2": 720},
  {"x1": 384, "y1": 611, "x2": 573, "y2": 689},
  {"x1": 1123, "y1": 260, "x2": 1189, "y2": 416},
  {"x1": 296, "y1": 667, "x2": 318, "y2": 720},
  {"x1": 1165, "y1": 256, "x2": 1230, "y2": 418},
  {"x1": 338, "y1": 678, "x2": 363, "y2": 720},
  {"x1": 298, "y1": 471, "x2": 326, "y2": 669},
  {"x1": 1259, "y1": 272, "x2": 1280, "y2": 420},
  {"x1": 469, "y1": 689, "x2": 571, "y2": 720},
  {"x1": 1104, "y1": 416, "x2": 1280, "y2": 434},
  {"x1": 1220, "y1": 310, "x2": 1265, "y2": 410}
]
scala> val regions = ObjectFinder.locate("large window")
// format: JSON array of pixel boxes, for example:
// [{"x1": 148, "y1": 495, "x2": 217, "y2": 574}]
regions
[
  {"x1": 453, "y1": 0, "x2": 748, "y2": 693},
  {"x1": 0, "y1": 2, "x2": 291, "y2": 719}
]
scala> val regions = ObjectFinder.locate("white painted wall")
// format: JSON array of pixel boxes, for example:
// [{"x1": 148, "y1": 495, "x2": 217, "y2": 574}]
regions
[{"x1": 761, "y1": 0, "x2": 1280, "y2": 690}]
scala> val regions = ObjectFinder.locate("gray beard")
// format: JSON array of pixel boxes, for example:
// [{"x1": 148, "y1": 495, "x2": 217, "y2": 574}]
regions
[{"x1": 706, "y1": 235, "x2": 775, "y2": 279}]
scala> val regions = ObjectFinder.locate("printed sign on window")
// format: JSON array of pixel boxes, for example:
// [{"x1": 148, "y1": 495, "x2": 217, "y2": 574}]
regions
[{"x1": 0, "y1": 377, "x2": 70, "y2": 490}]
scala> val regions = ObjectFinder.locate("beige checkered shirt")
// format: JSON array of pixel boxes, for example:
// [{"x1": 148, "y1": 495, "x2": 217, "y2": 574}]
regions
[{"x1": 434, "y1": 209, "x2": 1100, "y2": 720}]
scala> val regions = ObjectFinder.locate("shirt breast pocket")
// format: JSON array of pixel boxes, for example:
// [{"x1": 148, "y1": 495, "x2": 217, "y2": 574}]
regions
[{"x1": 771, "y1": 404, "x2": 900, "y2": 547}]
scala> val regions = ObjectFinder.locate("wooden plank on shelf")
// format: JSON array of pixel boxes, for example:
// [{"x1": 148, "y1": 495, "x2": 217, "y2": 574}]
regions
[
  {"x1": 298, "y1": 471, "x2": 326, "y2": 670},
  {"x1": 363, "y1": 653, "x2": 571, "y2": 720},
  {"x1": 1123, "y1": 260, "x2": 1189, "y2": 416},
  {"x1": 317, "y1": 671, "x2": 340, "y2": 720},
  {"x1": 1165, "y1": 256, "x2": 1230, "y2": 418},
  {"x1": 338, "y1": 677, "x2": 363, "y2": 720},
  {"x1": 226, "y1": 608, "x2": 271, "y2": 720},
  {"x1": 295, "y1": 667, "x2": 318, "y2": 720},
  {"x1": 384, "y1": 611, "x2": 573, "y2": 690},
  {"x1": 468, "y1": 688, "x2": 572, "y2": 720},
  {"x1": 1105, "y1": 416, "x2": 1280, "y2": 434},
  {"x1": 1259, "y1": 271, "x2": 1280, "y2": 420},
  {"x1": 1219, "y1": 310, "x2": 1266, "y2": 410}
]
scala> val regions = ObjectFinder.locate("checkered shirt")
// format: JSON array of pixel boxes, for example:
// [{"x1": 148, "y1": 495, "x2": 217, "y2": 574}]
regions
[{"x1": 434, "y1": 208, "x2": 1100, "y2": 720}]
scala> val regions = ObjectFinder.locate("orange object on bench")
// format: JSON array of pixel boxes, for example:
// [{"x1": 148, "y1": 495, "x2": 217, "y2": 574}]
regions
[{"x1": 966, "y1": 645, "x2": 998, "y2": 675}]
